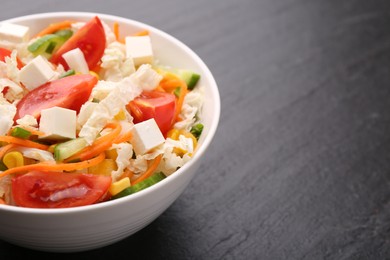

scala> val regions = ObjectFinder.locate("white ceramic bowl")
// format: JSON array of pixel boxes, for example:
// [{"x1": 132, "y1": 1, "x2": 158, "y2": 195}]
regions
[{"x1": 0, "y1": 12, "x2": 220, "y2": 252}]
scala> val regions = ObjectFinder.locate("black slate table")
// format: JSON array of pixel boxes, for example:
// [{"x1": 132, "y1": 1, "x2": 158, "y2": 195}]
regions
[{"x1": 1, "y1": 0, "x2": 390, "y2": 259}]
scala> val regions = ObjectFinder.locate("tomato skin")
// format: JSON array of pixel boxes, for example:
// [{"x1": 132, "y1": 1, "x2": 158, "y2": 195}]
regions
[
  {"x1": 14, "y1": 74, "x2": 97, "y2": 122},
  {"x1": 50, "y1": 16, "x2": 106, "y2": 70},
  {"x1": 12, "y1": 171, "x2": 112, "y2": 208},
  {"x1": 0, "y1": 47, "x2": 24, "y2": 69},
  {"x1": 127, "y1": 91, "x2": 176, "y2": 135}
]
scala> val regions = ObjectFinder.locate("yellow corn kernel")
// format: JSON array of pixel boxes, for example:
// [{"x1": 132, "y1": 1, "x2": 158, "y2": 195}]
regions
[
  {"x1": 3, "y1": 151, "x2": 24, "y2": 169},
  {"x1": 109, "y1": 177, "x2": 130, "y2": 196},
  {"x1": 180, "y1": 130, "x2": 198, "y2": 149},
  {"x1": 114, "y1": 110, "x2": 126, "y2": 121},
  {"x1": 88, "y1": 159, "x2": 117, "y2": 176},
  {"x1": 168, "y1": 129, "x2": 198, "y2": 156},
  {"x1": 89, "y1": 71, "x2": 100, "y2": 80},
  {"x1": 105, "y1": 149, "x2": 118, "y2": 160},
  {"x1": 167, "y1": 129, "x2": 180, "y2": 140}
]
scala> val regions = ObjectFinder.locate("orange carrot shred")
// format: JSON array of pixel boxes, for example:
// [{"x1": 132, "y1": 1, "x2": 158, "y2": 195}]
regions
[
  {"x1": 64, "y1": 122, "x2": 122, "y2": 162},
  {"x1": 0, "y1": 143, "x2": 17, "y2": 159},
  {"x1": 131, "y1": 154, "x2": 162, "y2": 185},
  {"x1": 0, "y1": 153, "x2": 105, "y2": 178},
  {"x1": 113, "y1": 130, "x2": 132, "y2": 144},
  {"x1": 35, "y1": 20, "x2": 74, "y2": 37},
  {"x1": 0, "y1": 136, "x2": 49, "y2": 150},
  {"x1": 133, "y1": 30, "x2": 149, "y2": 36},
  {"x1": 113, "y1": 22, "x2": 120, "y2": 41}
]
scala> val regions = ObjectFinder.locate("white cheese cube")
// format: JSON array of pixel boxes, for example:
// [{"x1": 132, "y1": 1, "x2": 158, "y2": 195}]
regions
[
  {"x1": 125, "y1": 36, "x2": 153, "y2": 66},
  {"x1": 19, "y1": 55, "x2": 56, "y2": 90},
  {"x1": 0, "y1": 23, "x2": 29, "y2": 43},
  {"x1": 131, "y1": 118, "x2": 165, "y2": 155},
  {"x1": 39, "y1": 107, "x2": 77, "y2": 140},
  {"x1": 62, "y1": 48, "x2": 89, "y2": 74}
]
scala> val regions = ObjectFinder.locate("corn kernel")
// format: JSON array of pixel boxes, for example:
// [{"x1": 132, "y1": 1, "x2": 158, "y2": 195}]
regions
[
  {"x1": 168, "y1": 129, "x2": 197, "y2": 156},
  {"x1": 114, "y1": 110, "x2": 126, "y2": 121},
  {"x1": 109, "y1": 177, "x2": 130, "y2": 196},
  {"x1": 167, "y1": 129, "x2": 180, "y2": 140},
  {"x1": 105, "y1": 149, "x2": 118, "y2": 160},
  {"x1": 3, "y1": 151, "x2": 24, "y2": 168},
  {"x1": 88, "y1": 159, "x2": 117, "y2": 176}
]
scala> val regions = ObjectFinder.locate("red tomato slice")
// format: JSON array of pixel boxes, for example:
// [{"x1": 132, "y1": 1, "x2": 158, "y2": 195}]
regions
[
  {"x1": 50, "y1": 16, "x2": 106, "y2": 70},
  {"x1": 12, "y1": 171, "x2": 112, "y2": 208},
  {"x1": 14, "y1": 74, "x2": 97, "y2": 122},
  {"x1": 127, "y1": 91, "x2": 176, "y2": 135}
]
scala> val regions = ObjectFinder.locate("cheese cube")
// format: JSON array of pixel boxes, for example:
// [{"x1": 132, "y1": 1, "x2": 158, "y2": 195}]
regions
[
  {"x1": 62, "y1": 48, "x2": 89, "y2": 74},
  {"x1": 39, "y1": 107, "x2": 76, "y2": 140},
  {"x1": 0, "y1": 23, "x2": 29, "y2": 43},
  {"x1": 131, "y1": 118, "x2": 165, "y2": 154},
  {"x1": 125, "y1": 36, "x2": 153, "y2": 66},
  {"x1": 19, "y1": 55, "x2": 56, "y2": 90},
  {"x1": 108, "y1": 177, "x2": 130, "y2": 196}
]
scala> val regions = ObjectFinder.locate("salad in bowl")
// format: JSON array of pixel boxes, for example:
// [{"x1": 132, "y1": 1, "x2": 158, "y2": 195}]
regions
[{"x1": 0, "y1": 15, "x2": 205, "y2": 208}]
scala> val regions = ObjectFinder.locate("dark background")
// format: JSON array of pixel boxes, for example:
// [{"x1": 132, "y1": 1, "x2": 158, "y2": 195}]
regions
[{"x1": 2, "y1": 0, "x2": 390, "y2": 259}]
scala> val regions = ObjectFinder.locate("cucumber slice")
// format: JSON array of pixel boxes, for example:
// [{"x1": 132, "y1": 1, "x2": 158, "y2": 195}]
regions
[
  {"x1": 59, "y1": 69, "x2": 75, "y2": 78},
  {"x1": 111, "y1": 172, "x2": 166, "y2": 199},
  {"x1": 10, "y1": 127, "x2": 31, "y2": 139},
  {"x1": 155, "y1": 66, "x2": 200, "y2": 90},
  {"x1": 28, "y1": 30, "x2": 72, "y2": 58},
  {"x1": 54, "y1": 137, "x2": 88, "y2": 161},
  {"x1": 178, "y1": 70, "x2": 200, "y2": 90}
]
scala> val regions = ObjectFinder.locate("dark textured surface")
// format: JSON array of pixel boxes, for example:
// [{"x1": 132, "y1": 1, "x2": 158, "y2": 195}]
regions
[{"x1": 1, "y1": 0, "x2": 390, "y2": 259}]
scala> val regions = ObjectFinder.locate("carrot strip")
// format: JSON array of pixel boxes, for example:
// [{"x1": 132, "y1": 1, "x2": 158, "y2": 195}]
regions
[
  {"x1": 174, "y1": 80, "x2": 188, "y2": 122},
  {"x1": 0, "y1": 143, "x2": 17, "y2": 159},
  {"x1": 0, "y1": 198, "x2": 5, "y2": 204},
  {"x1": 131, "y1": 154, "x2": 162, "y2": 185},
  {"x1": 120, "y1": 168, "x2": 134, "y2": 180},
  {"x1": 133, "y1": 30, "x2": 149, "y2": 36},
  {"x1": 159, "y1": 73, "x2": 188, "y2": 122},
  {"x1": 35, "y1": 20, "x2": 74, "y2": 37},
  {"x1": 113, "y1": 22, "x2": 120, "y2": 41},
  {"x1": 0, "y1": 136, "x2": 49, "y2": 150},
  {"x1": 154, "y1": 85, "x2": 166, "y2": 92},
  {"x1": 0, "y1": 153, "x2": 105, "y2": 178},
  {"x1": 113, "y1": 130, "x2": 132, "y2": 144},
  {"x1": 65, "y1": 122, "x2": 122, "y2": 162}
]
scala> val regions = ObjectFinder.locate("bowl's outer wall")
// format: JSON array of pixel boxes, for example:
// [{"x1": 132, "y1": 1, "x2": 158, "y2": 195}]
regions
[{"x1": 0, "y1": 12, "x2": 220, "y2": 252}]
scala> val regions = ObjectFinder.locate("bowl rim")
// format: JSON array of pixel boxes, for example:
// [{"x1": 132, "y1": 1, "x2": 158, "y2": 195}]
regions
[{"x1": 0, "y1": 11, "x2": 221, "y2": 214}]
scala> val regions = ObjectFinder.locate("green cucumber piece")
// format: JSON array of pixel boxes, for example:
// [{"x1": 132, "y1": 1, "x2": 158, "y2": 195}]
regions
[
  {"x1": 190, "y1": 123, "x2": 204, "y2": 140},
  {"x1": 28, "y1": 29, "x2": 72, "y2": 58},
  {"x1": 178, "y1": 70, "x2": 200, "y2": 90},
  {"x1": 59, "y1": 69, "x2": 75, "y2": 78},
  {"x1": 156, "y1": 66, "x2": 200, "y2": 90},
  {"x1": 111, "y1": 172, "x2": 166, "y2": 199},
  {"x1": 10, "y1": 127, "x2": 31, "y2": 139},
  {"x1": 54, "y1": 138, "x2": 87, "y2": 161},
  {"x1": 54, "y1": 29, "x2": 73, "y2": 39}
]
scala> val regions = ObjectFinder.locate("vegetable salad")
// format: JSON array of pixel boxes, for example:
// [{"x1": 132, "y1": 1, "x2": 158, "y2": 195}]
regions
[{"x1": 0, "y1": 16, "x2": 204, "y2": 208}]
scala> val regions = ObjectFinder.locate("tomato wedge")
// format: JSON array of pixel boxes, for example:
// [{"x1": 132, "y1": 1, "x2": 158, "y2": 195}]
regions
[
  {"x1": 127, "y1": 91, "x2": 176, "y2": 135},
  {"x1": 50, "y1": 16, "x2": 106, "y2": 70},
  {"x1": 14, "y1": 74, "x2": 97, "y2": 122},
  {"x1": 0, "y1": 47, "x2": 24, "y2": 69},
  {"x1": 12, "y1": 171, "x2": 112, "y2": 208}
]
